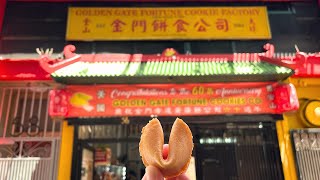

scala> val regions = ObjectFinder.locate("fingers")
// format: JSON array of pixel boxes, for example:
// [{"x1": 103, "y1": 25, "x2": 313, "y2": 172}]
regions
[
  {"x1": 142, "y1": 144, "x2": 169, "y2": 180},
  {"x1": 140, "y1": 118, "x2": 193, "y2": 178},
  {"x1": 162, "y1": 144, "x2": 190, "y2": 179},
  {"x1": 142, "y1": 166, "x2": 189, "y2": 180},
  {"x1": 142, "y1": 166, "x2": 164, "y2": 180},
  {"x1": 166, "y1": 173, "x2": 190, "y2": 180},
  {"x1": 142, "y1": 144, "x2": 189, "y2": 180}
]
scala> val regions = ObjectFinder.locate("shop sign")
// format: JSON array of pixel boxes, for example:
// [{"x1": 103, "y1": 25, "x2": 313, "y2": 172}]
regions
[
  {"x1": 49, "y1": 82, "x2": 298, "y2": 118},
  {"x1": 66, "y1": 7, "x2": 271, "y2": 40}
]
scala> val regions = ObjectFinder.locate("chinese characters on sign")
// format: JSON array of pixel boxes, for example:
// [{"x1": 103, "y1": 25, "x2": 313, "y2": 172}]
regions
[
  {"x1": 48, "y1": 83, "x2": 298, "y2": 118},
  {"x1": 66, "y1": 7, "x2": 271, "y2": 40}
]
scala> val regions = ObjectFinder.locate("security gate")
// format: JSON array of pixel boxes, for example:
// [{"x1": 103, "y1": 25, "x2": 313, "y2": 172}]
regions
[
  {"x1": 71, "y1": 116, "x2": 284, "y2": 180},
  {"x1": 196, "y1": 122, "x2": 284, "y2": 180},
  {"x1": 292, "y1": 129, "x2": 320, "y2": 180},
  {"x1": 0, "y1": 86, "x2": 61, "y2": 180}
]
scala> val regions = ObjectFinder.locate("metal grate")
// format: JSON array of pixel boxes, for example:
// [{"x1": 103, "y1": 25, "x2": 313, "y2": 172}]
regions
[
  {"x1": 78, "y1": 123, "x2": 172, "y2": 140},
  {"x1": 0, "y1": 87, "x2": 61, "y2": 138},
  {"x1": 196, "y1": 122, "x2": 284, "y2": 180},
  {"x1": 291, "y1": 129, "x2": 320, "y2": 180},
  {"x1": 0, "y1": 139, "x2": 61, "y2": 180},
  {"x1": 0, "y1": 86, "x2": 61, "y2": 180},
  {"x1": 77, "y1": 121, "x2": 284, "y2": 180}
]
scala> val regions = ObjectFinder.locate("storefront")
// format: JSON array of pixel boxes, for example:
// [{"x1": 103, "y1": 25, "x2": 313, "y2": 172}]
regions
[
  {"x1": 46, "y1": 43, "x2": 299, "y2": 180},
  {"x1": 0, "y1": 53, "x2": 62, "y2": 180},
  {"x1": 1, "y1": 2, "x2": 318, "y2": 180},
  {"x1": 264, "y1": 51, "x2": 320, "y2": 180}
]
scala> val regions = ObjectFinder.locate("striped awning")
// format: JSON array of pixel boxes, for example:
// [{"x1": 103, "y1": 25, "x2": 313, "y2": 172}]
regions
[
  {"x1": 49, "y1": 45, "x2": 294, "y2": 84},
  {"x1": 51, "y1": 60, "x2": 293, "y2": 84}
]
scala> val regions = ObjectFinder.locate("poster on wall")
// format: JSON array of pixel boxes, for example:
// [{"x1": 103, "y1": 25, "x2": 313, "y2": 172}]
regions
[
  {"x1": 66, "y1": 7, "x2": 271, "y2": 40},
  {"x1": 95, "y1": 147, "x2": 112, "y2": 166}
]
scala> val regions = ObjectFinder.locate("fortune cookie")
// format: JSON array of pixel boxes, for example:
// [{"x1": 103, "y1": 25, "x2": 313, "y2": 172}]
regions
[{"x1": 139, "y1": 118, "x2": 193, "y2": 178}]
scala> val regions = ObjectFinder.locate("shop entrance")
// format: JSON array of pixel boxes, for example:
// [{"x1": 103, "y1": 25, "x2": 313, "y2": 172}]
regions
[
  {"x1": 74, "y1": 140, "x2": 142, "y2": 180},
  {"x1": 70, "y1": 117, "x2": 163, "y2": 180},
  {"x1": 195, "y1": 122, "x2": 284, "y2": 180},
  {"x1": 70, "y1": 116, "x2": 284, "y2": 180}
]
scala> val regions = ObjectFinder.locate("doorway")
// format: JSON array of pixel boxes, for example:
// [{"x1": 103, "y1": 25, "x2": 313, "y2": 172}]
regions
[
  {"x1": 70, "y1": 116, "x2": 284, "y2": 180},
  {"x1": 195, "y1": 122, "x2": 284, "y2": 180},
  {"x1": 71, "y1": 122, "x2": 154, "y2": 180},
  {"x1": 80, "y1": 143, "x2": 95, "y2": 180},
  {"x1": 77, "y1": 142, "x2": 129, "y2": 180}
]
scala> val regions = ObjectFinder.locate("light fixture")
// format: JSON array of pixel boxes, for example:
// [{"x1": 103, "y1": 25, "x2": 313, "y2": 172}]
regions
[{"x1": 315, "y1": 107, "x2": 320, "y2": 117}]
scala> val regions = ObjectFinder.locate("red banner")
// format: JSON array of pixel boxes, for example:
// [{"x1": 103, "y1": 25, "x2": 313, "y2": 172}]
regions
[{"x1": 49, "y1": 82, "x2": 299, "y2": 118}]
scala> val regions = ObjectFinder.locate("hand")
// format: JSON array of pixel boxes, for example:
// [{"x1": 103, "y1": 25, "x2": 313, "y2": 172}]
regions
[{"x1": 141, "y1": 144, "x2": 190, "y2": 180}]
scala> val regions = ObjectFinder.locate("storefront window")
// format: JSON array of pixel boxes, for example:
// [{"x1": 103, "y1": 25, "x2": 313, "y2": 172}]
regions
[{"x1": 75, "y1": 122, "x2": 174, "y2": 179}]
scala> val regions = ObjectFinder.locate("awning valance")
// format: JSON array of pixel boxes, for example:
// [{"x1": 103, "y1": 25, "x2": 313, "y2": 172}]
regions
[{"x1": 48, "y1": 44, "x2": 294, "y2": 84}]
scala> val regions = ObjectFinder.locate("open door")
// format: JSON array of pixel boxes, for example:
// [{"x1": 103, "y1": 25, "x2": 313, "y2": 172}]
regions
[{"x1": 80, "y1": 143, "x2": 95, "y2": 180}]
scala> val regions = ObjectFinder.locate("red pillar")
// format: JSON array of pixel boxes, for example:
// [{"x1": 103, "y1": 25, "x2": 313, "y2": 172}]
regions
[{"x1": 0, "y1": 0, "x2": 7, "y2": 33}]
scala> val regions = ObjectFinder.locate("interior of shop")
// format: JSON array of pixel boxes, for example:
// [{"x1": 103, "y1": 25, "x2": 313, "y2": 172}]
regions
[
  {"x1": 75, "y1": 119, "x2": 174, "y2": 180},
  {"x1": 70, "y1": 115, "x2": 284, "y2": 180},
  {"x1": 81, "y1": 142, "x2": 136, "y2": 180}
]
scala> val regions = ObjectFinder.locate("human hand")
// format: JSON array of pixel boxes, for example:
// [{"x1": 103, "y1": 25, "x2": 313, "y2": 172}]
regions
[{"x1": 141, "y1": 144, "x2": 190, "y2": 180}]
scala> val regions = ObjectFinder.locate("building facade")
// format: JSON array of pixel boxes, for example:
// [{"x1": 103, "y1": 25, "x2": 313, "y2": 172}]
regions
[{"x1": 0, "y1": 0, "x2": 319, "y2": 180}]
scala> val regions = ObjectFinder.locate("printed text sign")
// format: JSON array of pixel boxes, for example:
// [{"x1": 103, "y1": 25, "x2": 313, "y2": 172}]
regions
[
  {"x1": 49, "y1": 83, "x2": 290, "y2": 118},
  {"x1": 66, "y1": 7, "x2": 271, "y2": 40}
]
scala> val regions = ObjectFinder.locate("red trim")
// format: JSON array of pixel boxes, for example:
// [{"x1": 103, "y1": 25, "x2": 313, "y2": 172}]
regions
[
  {"x1": 0, "y1": 59, "x2": 52, "y2": 81},
  {"x1": 2, "y1": 43, "x2": 319, "y2": 80},
  {"x1": 53, "y1": 44, "x2": 273, "y2": 63},
  {"x1": 260, "y1": 52, "x2": 320, "y2": 78},
  {"x1": 0, "y1": 0, "x2": 6, "y2": 34},
  {"x1": 259, "y1": 56, "x2": 298, "y2": 69},
  {"x1": 292, "y1": 52, "x2": 320, "y2": 78},
  {"x1": 38, "y1": 44, "x2": 276, "y2": 73},
  {"x1": 39, "y1": 45, "x2": 82, "y2": 74}
]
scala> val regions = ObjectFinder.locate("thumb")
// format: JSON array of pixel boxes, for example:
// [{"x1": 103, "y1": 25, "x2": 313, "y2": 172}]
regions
[
  {"x1": 142, "y1": 166, "x2": 164, "y2": 180},
  {"x1": 166, "y1": 173, "x2": 190, "y2": 180}
]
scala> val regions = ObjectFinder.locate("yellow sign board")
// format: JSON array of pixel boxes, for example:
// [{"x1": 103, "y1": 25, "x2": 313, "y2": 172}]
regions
[{"x1": 66, "y1": 7, "x2": 271, "y2": 40}]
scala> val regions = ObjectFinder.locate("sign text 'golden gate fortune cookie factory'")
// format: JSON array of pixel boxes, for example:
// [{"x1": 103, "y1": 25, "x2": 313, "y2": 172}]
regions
[{"x1": 66, "y1": 7, "x2": 271, "y2": 40}]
